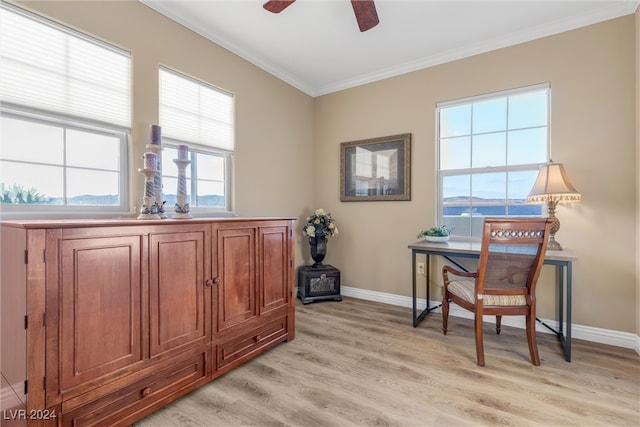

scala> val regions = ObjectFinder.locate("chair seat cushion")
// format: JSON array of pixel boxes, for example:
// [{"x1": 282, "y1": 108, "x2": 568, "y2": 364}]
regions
[{"x1": 447, "y1": 280, "x2": 527, "y2": 306}]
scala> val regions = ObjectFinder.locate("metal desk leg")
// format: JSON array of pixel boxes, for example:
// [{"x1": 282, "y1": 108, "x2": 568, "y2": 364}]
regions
[
  {"x1": 535, "y1": 260, "x2": 573, "y2": 362},
  {"x1": 412, "y1": 250, "x2": 418, "y2": 327},
  {"x1": 558, "y1": 265, "x2": 564, "y2": 343},
  {"x1": 425, "y1": 253, "x2": 431, "y2": 314},
  {"x1": 566, "y1": 262, "x2": 572, "y2": 362},
  {"x1": 412, "y1": 251, "x2": 440, "y2": 327},
  {"x1": 555, "y1": 262, "x2": 571, "y2": 362}
]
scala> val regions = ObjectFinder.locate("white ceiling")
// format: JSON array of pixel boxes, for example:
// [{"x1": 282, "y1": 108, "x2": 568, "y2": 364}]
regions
[{"x1": 140, "y1": 0, "x2": 639, "y2": 97}]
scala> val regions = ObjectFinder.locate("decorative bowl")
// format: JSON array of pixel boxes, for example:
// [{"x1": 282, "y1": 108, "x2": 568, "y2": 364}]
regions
[{"x1": 424, "y1": 235, "x2": 449, "y2": 243}]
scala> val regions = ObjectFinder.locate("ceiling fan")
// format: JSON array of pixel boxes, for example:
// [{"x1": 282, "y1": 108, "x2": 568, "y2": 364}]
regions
[{"x1": 263, "y1": 0, "x2": 379, "y2": 32}]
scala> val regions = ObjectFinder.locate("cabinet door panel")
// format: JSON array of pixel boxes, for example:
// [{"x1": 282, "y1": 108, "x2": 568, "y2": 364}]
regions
[
  {"x1": 215, "y1": 227, "x2": 256, "y2": 332},
  {"x1": 259, "y1": 225, "x2": 289, "y2": 314},
  {"x1": 149, "y1": 231, "x2": 208, "y2": 358},
  {"x1": 59, "y1": 235, "x2": 143, "y2": 392}
]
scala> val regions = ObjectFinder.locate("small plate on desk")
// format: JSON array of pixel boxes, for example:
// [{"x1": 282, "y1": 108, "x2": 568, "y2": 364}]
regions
[{"x1": 424, "y1": 236, "x2": 449, "y2": 243}]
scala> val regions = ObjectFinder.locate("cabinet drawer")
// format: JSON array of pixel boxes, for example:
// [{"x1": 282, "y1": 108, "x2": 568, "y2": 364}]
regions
[
  {"x1": 217, "y1": 317, "x2": 287, "y2": 369},
  {"x1": 61, "y1": 351, "x2": 208, "y2": 427}
]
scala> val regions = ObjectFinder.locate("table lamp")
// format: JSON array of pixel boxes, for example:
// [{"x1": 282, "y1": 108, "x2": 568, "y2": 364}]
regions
[{"x1": 527, "y1": 162, "x2": 581, "y2": 250}]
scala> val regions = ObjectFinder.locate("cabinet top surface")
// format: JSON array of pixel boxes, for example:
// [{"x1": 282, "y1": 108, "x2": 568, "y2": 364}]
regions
[{"x1": 0, "y1": 216, "x2": 297, "y2": 229}]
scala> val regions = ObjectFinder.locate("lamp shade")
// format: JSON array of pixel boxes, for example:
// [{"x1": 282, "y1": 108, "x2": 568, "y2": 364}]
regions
[{"x1": 527, "y1": 163, "x2": 581, "y2": 204}]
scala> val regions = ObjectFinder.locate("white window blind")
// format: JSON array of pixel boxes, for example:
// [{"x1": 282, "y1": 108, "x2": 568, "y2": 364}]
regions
[
  {"x1": 160, "y1": 67, "x2": 234, "y2": 151},
  {"x1": 0, "y1": 3, "x2": 131, "y2": 128}
]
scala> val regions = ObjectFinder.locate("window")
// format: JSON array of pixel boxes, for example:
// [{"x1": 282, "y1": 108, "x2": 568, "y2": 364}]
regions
[
  {"x1": 159, "y1": 67, "x2": 234, "y2": 213},
  {"x1": 0, "y1": 3, "x2": 131, "y2": 214},
  {"x1": 1, "y1": 113, "x2": 127, "y2": 208},
  {"x1": 437, "y1": 84, "x2": 549, "y2": 239}
]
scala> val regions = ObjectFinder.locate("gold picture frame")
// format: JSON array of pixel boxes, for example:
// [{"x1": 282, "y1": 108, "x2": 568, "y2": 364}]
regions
[{"x1": 340, "y1": 133, "x2": 411, "y2": 202}]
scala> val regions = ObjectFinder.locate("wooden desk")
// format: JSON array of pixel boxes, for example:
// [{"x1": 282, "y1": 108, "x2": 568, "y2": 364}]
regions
[{"x1": 408, "y1": 240, "x2": 578, "y2": 362}]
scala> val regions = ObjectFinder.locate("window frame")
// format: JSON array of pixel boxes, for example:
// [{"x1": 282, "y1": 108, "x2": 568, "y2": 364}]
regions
[
  {"x1": 0, "y1": 108, "x2": 130, "y2": 216},
  {"x1": 436, "y1": 83, "x2": 551, "y2": 240},
  {"x1": 0, "y1": 2, "x2": 131, "y2": 218},
  {"x1": 159, "y1": 67, "x2": 235, "y2": 215},
  {"x1": 160, "y1": 138, "x2": 233, "y2": 215}
]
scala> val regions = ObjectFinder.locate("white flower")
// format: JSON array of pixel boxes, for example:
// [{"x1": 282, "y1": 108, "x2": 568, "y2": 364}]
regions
[
  {"x1": 329, "y1": 223, "x2": 339, "y2": 235},
  {"x1": 303, "y1": 208, "x2": 338, "y2": 238}
]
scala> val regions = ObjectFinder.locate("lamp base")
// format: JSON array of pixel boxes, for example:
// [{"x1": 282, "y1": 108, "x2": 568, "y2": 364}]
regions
[
  {"x1": 547, "y1": 235, "x2": 563, "y2": 251},
  {"x1": 546, "y1": 200, "x2": 563, "y2": 250}
]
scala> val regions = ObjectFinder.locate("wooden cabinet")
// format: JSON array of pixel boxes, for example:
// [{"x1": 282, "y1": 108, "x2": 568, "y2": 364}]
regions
[
  {"x1": 148, "y1": 226, "x2": 210, "y2": 361},
  {"x1": 46, "y1": 229, "x2": 146, "y2": 407},
  {"x1": 0, "y1": 218, "x2": 295, "y2": 426},
  {"x1": 213, "y1": 223, "x2": 258, "y2": 333},
  {"x1": 258, "y1": 224, "x2": 292, "y2": 316},
  {"x1": 60, "y1": 349, "x2": 208, "y2": 427},
  {"x1": 211, "y1": 221, "x2": 294, "y2": 375}
]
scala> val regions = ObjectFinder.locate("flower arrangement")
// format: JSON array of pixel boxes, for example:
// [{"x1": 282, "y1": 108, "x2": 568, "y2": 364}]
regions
[
  {"x1": 417, "y1": 225, "x2": 452, "y2": 238},
  {"x1": 304, "y1": 208, "x2": 339, "y2": 238}
]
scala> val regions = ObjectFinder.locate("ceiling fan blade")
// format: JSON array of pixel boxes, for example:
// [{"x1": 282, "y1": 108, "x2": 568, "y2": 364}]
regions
[
  {"x1": 263, "y1": 0, "x2": 296, "y2": 14},
  {"x1": 351, "y1": 0, "x2": 379, "y2": 32}
]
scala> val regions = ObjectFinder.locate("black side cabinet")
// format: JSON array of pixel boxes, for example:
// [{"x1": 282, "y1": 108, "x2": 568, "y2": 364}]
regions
[{"x1": 297, "y1": 264, "x2": 342, "y2": 304}]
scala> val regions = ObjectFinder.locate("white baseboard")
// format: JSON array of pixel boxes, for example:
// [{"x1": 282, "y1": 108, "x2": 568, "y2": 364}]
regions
[{"x1": 340, "y1": 285, "x2": 640, "y2": 355}]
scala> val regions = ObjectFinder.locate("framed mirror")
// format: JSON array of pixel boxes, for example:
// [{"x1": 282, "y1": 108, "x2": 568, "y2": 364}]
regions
[{"x1": 340, "y1": 133, "x2": 411, "y2": 202}]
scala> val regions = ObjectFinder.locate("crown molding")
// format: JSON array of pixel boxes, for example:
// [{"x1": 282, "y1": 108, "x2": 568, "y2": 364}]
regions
[
  {"x1": 313, "y1": 1, "x2": 640, "y2": 96},
  {"x1": 140, "y1": 1, "x2": 639, "y2": 98}
]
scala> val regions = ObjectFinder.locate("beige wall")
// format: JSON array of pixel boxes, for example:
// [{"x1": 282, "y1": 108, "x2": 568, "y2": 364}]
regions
[
  {"x1": 14, "y1": 0, "x2": 317, "y2": 265},
  {"x1": 315, "y1": 16, "x2": 637, "y2": 333},
  {"x1": 10, "y1": 2, "x2": 638, "y2": 334},
  {"x1": 636, "y1": 7, "x2": 639, "y2": 338}
]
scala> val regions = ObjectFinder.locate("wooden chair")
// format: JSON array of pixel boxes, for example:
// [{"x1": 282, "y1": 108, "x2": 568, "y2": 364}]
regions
[{"x1": 441, "y1": 218, "x2": 552, "y2": 366}]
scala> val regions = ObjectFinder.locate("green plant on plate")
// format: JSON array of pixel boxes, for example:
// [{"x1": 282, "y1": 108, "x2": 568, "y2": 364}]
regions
[{"x1": 417, "y1": 225, "x2": 452, "y2": 238}]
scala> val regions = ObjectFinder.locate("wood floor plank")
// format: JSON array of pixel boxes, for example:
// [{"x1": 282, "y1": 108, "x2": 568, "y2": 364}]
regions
[{"x1": 135, "y1": 297, "x2": 639, "y2": 426}]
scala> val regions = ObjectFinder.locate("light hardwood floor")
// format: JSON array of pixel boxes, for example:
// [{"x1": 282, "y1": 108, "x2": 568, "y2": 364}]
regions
[{"x1": 135, "y1": 297, "x2": 639, "y2": 426}]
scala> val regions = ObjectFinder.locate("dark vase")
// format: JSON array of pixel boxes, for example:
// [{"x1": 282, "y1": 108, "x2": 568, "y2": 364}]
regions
[{"x1": 309, "y1": 234, "x2": 327, "y2": 267}]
